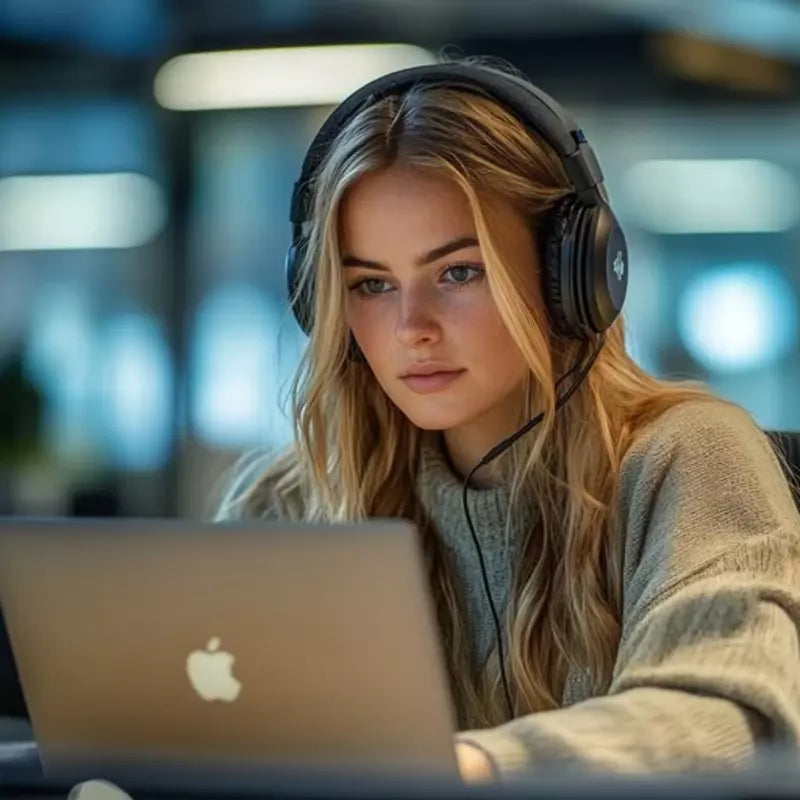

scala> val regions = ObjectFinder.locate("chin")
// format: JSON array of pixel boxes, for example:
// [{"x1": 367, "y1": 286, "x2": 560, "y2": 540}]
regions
[
  {"x1": 375, "y1": 379, "x2": 487, "y2": 431},
  {"x1": 394, "y1": 402, "x2": 478, "y2": 432}
]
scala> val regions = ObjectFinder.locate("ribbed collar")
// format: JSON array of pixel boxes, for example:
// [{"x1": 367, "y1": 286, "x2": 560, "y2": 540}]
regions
[
  {"x1": 414, "y1": 432, "x2": 539, "y2": 609},
  {"x1": 416, "y1": 432, "x2": 515, "y2": 551}
]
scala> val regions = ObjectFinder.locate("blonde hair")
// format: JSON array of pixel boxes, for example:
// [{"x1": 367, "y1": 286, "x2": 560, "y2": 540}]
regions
[{"x1": 220, "y1": 59, "x2": 748, "y2": 728}]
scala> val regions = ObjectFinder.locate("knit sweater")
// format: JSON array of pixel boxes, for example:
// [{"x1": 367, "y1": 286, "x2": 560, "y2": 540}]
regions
[{"x1": 218, "y1": 399, "x2": 800, "y2": 777}]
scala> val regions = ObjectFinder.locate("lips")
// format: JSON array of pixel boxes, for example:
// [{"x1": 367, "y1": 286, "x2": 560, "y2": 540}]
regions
[
  {"x1": 400, "y1": 361, "x2": 462, "y2": 378},
  {"x1": 400, "y1": 369, "x2": 466, "y2": 394}
]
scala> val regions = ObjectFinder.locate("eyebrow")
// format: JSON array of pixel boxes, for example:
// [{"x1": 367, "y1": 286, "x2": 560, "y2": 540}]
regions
[{"x1": 341, "y1": 236, "x2": 479, "y2": 271}]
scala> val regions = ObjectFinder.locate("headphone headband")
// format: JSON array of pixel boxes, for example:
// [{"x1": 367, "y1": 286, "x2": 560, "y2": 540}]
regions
[{"x1": 290, "y1": 63, "x2": 608, "y2": 227}]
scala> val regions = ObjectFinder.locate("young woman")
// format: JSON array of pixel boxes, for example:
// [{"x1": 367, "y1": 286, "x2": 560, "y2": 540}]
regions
[{"x1": 216, "y1": 57, "x2": 800, "y2": 782}]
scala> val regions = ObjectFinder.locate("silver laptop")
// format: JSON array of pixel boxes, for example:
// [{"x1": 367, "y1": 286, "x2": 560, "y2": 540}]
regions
[{"x1": 0, "y1": 517, "x2": 458, "y2": 784}]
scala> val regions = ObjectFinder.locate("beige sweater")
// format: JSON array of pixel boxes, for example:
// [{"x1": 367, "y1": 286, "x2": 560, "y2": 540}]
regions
[{"x1": 218, "y1": 399, "x2": 800, "y2": 777}]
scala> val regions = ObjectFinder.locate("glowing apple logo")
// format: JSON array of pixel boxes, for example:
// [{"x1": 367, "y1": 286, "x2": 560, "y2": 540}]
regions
[{"x1": 186, "y1": 637, "x2": 242, "y2": 702}]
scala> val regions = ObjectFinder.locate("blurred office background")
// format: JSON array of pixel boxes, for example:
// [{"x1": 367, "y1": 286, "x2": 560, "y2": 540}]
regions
[{"x1": 0, "y1": 0, "x2": 799, "y2": 520}]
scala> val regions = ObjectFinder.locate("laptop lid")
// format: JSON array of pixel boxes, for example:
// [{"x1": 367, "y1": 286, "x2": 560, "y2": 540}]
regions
[{"x1": 0, "y1": 517, "x2": 458, "y2": 782}]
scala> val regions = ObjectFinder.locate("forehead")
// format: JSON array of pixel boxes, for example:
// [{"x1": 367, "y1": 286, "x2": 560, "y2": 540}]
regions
[{"x1": 338, "y1": 166, "x2": 476, "y2": 249}]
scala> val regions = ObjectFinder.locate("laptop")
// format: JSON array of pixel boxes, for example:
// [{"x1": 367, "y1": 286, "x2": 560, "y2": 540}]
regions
[{"x1": 0, "y1": 517, "x2": 458, "y2": 786}]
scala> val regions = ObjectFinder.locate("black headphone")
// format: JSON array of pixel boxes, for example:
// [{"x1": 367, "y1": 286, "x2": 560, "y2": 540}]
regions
[{"x1": 285, "y1": 62, "x2": 628, "y2": 343}]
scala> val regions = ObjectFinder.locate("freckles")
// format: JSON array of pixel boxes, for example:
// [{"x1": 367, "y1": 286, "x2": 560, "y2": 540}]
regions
[
  {"x1": 349, "y1": 298, "x2": 394, "y2": 346},
  {"x1": 440, "y1": 290, "x2": 499, "y2": 330},
  {"x1": 362, "y1": 298, "x2": 395, "y2": 328}
]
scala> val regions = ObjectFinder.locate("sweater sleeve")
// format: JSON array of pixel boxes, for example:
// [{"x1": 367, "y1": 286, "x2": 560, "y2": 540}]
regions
[
  {"x1": 213, "y1": 449, "x2": 282, "y2": 522},
  {"x1": 456, "y1": 400, "x2": 800, "y2": 776}
]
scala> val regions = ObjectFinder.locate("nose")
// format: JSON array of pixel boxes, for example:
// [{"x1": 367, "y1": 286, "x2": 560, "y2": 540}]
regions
[{"x1": 394, "y1": 286, "x2": 442, "y2": 349}]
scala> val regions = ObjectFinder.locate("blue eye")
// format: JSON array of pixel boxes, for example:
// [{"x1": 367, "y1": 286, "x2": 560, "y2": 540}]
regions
[
  {"x1": 347, "y1": 263, "x2": 484, "y2": 298},
  {"x1": 350, "y1": 277, "x2": 393, "y2": 296},
  {"x1": 443, "y1": 264, "x2": 484, "y2": 286}
]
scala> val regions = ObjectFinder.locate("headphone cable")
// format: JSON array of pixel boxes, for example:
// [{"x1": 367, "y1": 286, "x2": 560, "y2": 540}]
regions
[{"x1": 460, "y1": 334, "x2": 605, "y2": 720}]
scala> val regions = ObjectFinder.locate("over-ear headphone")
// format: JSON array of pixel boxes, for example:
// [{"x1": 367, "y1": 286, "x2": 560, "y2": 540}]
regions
[{"x1": 285, "y1": 62, "x2": 628, "y2": 343}]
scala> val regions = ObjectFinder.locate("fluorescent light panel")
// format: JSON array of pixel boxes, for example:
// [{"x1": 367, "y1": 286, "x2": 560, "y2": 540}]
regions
[
  {"x1": 0, "y1": 172, "x2": 167, "y2": 251},
  {"x1": 154, "y1": 43, "x2": 436, "y2": 110},
  {"x1": 622, "y1": 158, "x2": 800, "y2": 234}
]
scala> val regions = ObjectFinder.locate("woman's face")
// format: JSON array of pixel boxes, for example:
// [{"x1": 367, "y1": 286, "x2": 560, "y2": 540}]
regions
[{"x1": 339, "y1": 164, "x2": 536, "y2": 440}]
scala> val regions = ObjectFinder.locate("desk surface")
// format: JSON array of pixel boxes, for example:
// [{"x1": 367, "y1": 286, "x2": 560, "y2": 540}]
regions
[{"x1": 4, "y1": 741, "x2": 800, "y2": 800}]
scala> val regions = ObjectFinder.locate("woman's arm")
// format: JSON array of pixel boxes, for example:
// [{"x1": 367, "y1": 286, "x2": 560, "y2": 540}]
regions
[{"x1": 456, "y1": 400, "x2": 800, "y2": 777}]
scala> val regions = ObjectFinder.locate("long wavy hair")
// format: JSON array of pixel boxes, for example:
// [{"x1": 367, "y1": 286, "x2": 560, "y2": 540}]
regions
[{"x1": 218, "y1": 59, "x2": 749, "y2": 728}]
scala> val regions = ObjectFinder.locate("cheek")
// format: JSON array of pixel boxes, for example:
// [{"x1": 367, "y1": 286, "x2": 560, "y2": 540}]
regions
[
  {"x1": 454, "y1": 301, "x2": 529, "y2": 382},
  {"x1": 346, "y1": 300, "x2": 391, "y2": 360},
  {"x1": 452, "y1": 296, "x2": 515, "y2": 350}
]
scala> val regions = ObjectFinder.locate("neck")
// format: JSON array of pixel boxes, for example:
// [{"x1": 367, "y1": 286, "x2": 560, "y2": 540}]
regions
[{"x1": 442, "y1": 389, "x2": 527, "y2": 488}]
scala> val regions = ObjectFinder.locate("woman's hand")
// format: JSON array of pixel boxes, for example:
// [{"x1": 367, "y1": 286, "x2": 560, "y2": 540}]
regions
[{"x1": 455, "y1": 741, "x2": 496, "y2": 783}]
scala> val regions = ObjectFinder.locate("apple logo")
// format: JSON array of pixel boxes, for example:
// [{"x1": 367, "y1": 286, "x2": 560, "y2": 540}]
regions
[{"x1": 186, "y1": 637, "x2": 242, "y2": 702}]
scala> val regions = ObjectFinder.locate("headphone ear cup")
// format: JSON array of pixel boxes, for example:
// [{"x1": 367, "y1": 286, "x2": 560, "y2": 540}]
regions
[
  {"x1": 285, "y1": 238, "x2": 312, "y2": 335},
  {"x1": 347, "y1": 336, "x2": 366, "y2": 363},
  {"x1": 286, "y1": 237, "x2": 365, "y2": 363},
  {"x1": 540, "y1": 194, "x2": 581, "y2": 339},
  {"x1": 579, "y1": 202, "x2": 628, "y2": 335},
  {"x1": 572, "y1": 201, "x2": 595, "y2": 336},
  {"x1": 541, "y1": 196, "x2": 628, "y2": 339}
]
